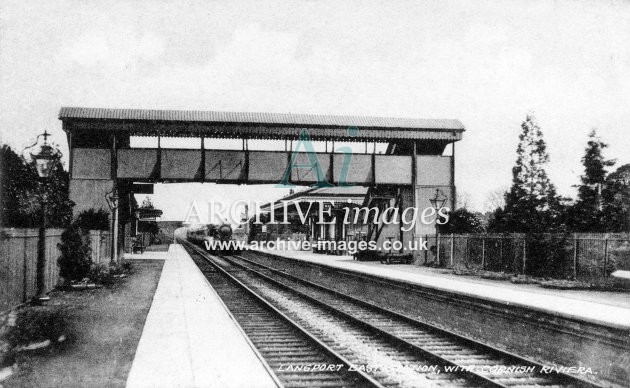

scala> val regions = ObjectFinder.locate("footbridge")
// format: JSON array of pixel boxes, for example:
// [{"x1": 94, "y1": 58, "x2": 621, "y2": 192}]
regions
[{"x1": 60, "y1": 107, "x2": 464, "y2": 256}]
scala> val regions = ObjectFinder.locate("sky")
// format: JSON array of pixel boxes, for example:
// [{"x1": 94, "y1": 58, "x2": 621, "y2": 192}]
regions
[{"x1": 1, "y1": 0, "x2": 629, "y2": 219}]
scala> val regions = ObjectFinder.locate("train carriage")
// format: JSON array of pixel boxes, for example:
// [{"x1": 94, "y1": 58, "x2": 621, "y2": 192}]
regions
[{"x1": 186, "y1": 223, "x2": 245, "y2": 253}]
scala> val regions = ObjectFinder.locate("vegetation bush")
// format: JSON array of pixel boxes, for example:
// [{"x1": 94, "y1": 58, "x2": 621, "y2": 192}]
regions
[
  {"x1": 609, "y1": 241, "x2": 630, "y2": 272},
  {"x1": 87, "y1": 264, "x2": 112, "y2": 286},
  {"x1": 510, "y1": 275, "x2": 540, "y2": 284},
  {"x1": 453, "y1": 267, "x2": 477, "y2": 276},
  {"x1": 0, "y1": 339, "x2": 13, "y2": 368},
  {"x1": 5, "y1": 306, "x2": 68, "y2": 346},
  {"x1": 84, "y1": 261, "x2": 134, "y2": 286},
  {"x1": 438, "y1": 208, "x2": 484, "y2": 234},
  {"x1": 479, "y1": 271, "x2": 512, "y2": 280},
  {"x1": 525, "y1": 233, "x2": 573, "y2": 278},
  {"x1": 0, "y1": 311, "x2": 16, "y2": 367},
  {"x1": 0, "y1": 144, "x2": 74, "y2": 228},
  {"x1": 74, "y1": 208, "x2": 109, "y2": 231},
  {"x1": 114, "y1": 260, "x2": 134, "y2": 275},
  {"x1": 539, "y1": 279, "x2": 592, "y2": 289},
  {"x1": 57, "y1": 225, "x2": 92, "y2": 284}
]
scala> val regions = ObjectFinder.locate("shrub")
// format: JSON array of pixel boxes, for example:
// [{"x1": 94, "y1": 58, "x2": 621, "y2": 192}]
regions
[
  {"x1": 453, "y1": 268, "x2": 477, "y2": 276},
  {"x1": 87, "y1": 261, "x2": 134, "y2": 286},
  {"x1": 57, "y1": 225, "x2": 92, "y2": 283},
  {"x1": 5, "y1": 306, "x2": 67, "y2": 346},
  {"x1": 438, "y1": 208, "x2": 484, "y2": 234},
  {"x1": 88, "y1": 263, "x2": 112, "y2": 285},
  {"x1": 607, "y1": 240, "x2": 629, "y2": 273},
  {"x1": 74, "y1": 208, "x2": 109, "y2": 231},
  {"x1": 525, "y1": 233, "x2": 573, "y2": 278},
  {"x1": 110, "y1": 260, "x2": 134, "y2": 276},
  {"x1": 0, "y1": 311, "x2": 16, "y2": 367},
  {"x1": 539, "y1": 279, "x2": 591, "y2": 289},
  {"x1": 0, "y1": 339, "x2": 13, "y2": 367},
  {"x1": 480, "y1": 271, "x2": 512, "y2": 280},
  {"x1": 510, "y1": 275, "x2": 540, "y2": 284},
  {"x1": 121, "y1": 260, "x2": 134, "y2": 273}
]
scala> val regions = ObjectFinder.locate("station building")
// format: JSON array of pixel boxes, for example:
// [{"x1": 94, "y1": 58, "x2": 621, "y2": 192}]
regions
[{"x1": 255, "y1": 186, "x2": 368, "y2": 253}]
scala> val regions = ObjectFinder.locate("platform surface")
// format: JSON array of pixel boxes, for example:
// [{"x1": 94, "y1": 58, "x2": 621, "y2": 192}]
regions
[
  {"x1": 126, "y1": 244, "x2": 277, "y2": 388},
  {"x1": 254, "y1": 248, "x2": 630, "y2": 329},
  {"x1": 124, "y1": 249, "x2": 169, "y2": 261}
]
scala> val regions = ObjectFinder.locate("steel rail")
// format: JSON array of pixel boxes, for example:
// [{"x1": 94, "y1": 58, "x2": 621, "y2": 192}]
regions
[
  {"x1": 228, "y1": 252, "x2": 602, "y2": 388},
  {"x1": 180, "y1": 240, "x2": 385, "y2": 388},
  {"x1": 221, "y1": 253, "x2": 508, "y2": 388}
]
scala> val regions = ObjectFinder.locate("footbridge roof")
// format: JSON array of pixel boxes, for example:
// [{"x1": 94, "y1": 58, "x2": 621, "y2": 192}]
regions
[{"x1": 60, "y1": 107, "x2": 464, "y2": 142}]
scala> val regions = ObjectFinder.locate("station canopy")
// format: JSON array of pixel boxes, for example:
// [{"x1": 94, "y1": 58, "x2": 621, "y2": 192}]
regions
[
  {"x1": 136, "y1": 208, "x2": 163, "y2": 220},
  {"x1": 260, "y1": 186, "x2": 369, "y2": 211},
  {"x1": 59, "y1": 107, "x2": 464, "y2": 142}
]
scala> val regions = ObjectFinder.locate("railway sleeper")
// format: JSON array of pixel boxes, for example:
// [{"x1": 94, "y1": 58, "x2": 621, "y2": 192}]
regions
[
  {"x1": 265, "y1": 358, "x2": 332, "y2": 367},
  {"x1": 492, "y1": 376, "x2": 570, "y2": 386},
  {"x1": 282, "y1": 381, "x2": 359, "y2": 388}
]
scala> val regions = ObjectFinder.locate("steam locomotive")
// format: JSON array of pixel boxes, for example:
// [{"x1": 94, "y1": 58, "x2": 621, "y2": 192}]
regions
[{"x1": 186, "y1": 223, "x2": 247, "y2": 253}]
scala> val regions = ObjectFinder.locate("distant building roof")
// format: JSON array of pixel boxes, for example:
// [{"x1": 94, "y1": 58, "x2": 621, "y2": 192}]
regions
[{"x1": 59, "y1": 107, "x2": 464, "y2": 141}]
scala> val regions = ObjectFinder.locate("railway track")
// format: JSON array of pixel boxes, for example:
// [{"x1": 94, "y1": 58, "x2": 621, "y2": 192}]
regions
[
  {"x1": 180, "y1": 240, "x2": 383, "y2": 388},
  {"x1": 182, "y1": 240, "x2": 603, "y2": 387},
  {"x1": 183, "y1": 242, "x2": 475, "y2": 387},
  {"x1": 226, "y1": 250, "x2": 602, "y2": 388}
]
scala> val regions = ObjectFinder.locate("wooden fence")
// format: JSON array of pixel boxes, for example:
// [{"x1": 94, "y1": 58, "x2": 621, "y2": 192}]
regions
[
  {"x1": 88, "y1": 230, "x2": 112, "y2": 266},
  {"x1": 0, "y1": 228, "x2": 111, "y2": 312}
]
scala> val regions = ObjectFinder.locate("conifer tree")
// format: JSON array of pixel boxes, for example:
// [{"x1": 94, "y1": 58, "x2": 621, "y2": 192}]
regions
[
  {"x1": 602, "y1": 164, "x2": 630, "y2": 232},
  {"x1": 569, "y1": 130, "x2": 615, "y2": 231},
  {"x1": 498, "y1": 114, "x2": 561, "y2": 232}
]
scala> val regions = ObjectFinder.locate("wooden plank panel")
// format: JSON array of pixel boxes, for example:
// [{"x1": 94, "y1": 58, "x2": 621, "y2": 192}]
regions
[
  {"x1": 332, "y1": 154, "x2": 372, "y2": 184},
  {"x1": 375, "y1": 155, "x2": 412, "y2": 184},
  {"x1": 117, "y1": 149, "x2": 158, "y2": 179},
  {"x1": 417, "y1": 156, "x2": 452, "y2": 186},
  {"x1": 248, "y1": 151, "x2": 288, "y2": 182},
  {"x1": 72, "y1": 148, "x2": 111, "y2": 179},
  {"x1": 0, "y1": 229, "x2": 64, "y2": 310},
  {"x1": 290, "y1": 153, "x2": 331, "y2": 184},
  {"x1": 205, "y1": 150, "x2": 246, "y2": 181},
  {"x1": 161, "y1": 149, "x2": 201, "y2": 180}
]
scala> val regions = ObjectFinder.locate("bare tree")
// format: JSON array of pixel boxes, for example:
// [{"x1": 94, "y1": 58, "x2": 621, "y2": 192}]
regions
[
  {"x1": 456, "y1": 191, "x2": 473, "y2": 209},
  {"x1": 483, "y1": 187, "x2": 508, "y2": 213}
]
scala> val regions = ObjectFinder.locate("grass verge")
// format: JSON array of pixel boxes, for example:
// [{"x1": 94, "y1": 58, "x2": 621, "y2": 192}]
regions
[{"x1": 2, "y1": 259, "x2": 163, "y2": 388}]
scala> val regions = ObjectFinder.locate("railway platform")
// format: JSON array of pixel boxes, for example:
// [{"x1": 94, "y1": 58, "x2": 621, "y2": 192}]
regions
[
  {"x1": 253, "y1": 248, "x2": 630, "y2": 329},
  {"x1": 125, "y1": 244, "x2": 277, "y2": 388}
]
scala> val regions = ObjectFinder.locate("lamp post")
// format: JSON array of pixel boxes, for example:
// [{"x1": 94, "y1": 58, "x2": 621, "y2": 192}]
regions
[
  {"x1": 23, "y1": 131, "x2": 59, "y2": 303},
  {"x1": 106, "y1": 191, "x2": 119, "y2": 265},
  {"x1": 429, "y1": 188, "x2": 448, "y2": 266},
  {"x1": 617, "y1": 171, "x2": 630, "y2": 233},
  {"x1": 134, "y1": 210, "x2": 140, "y2": 236}
]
